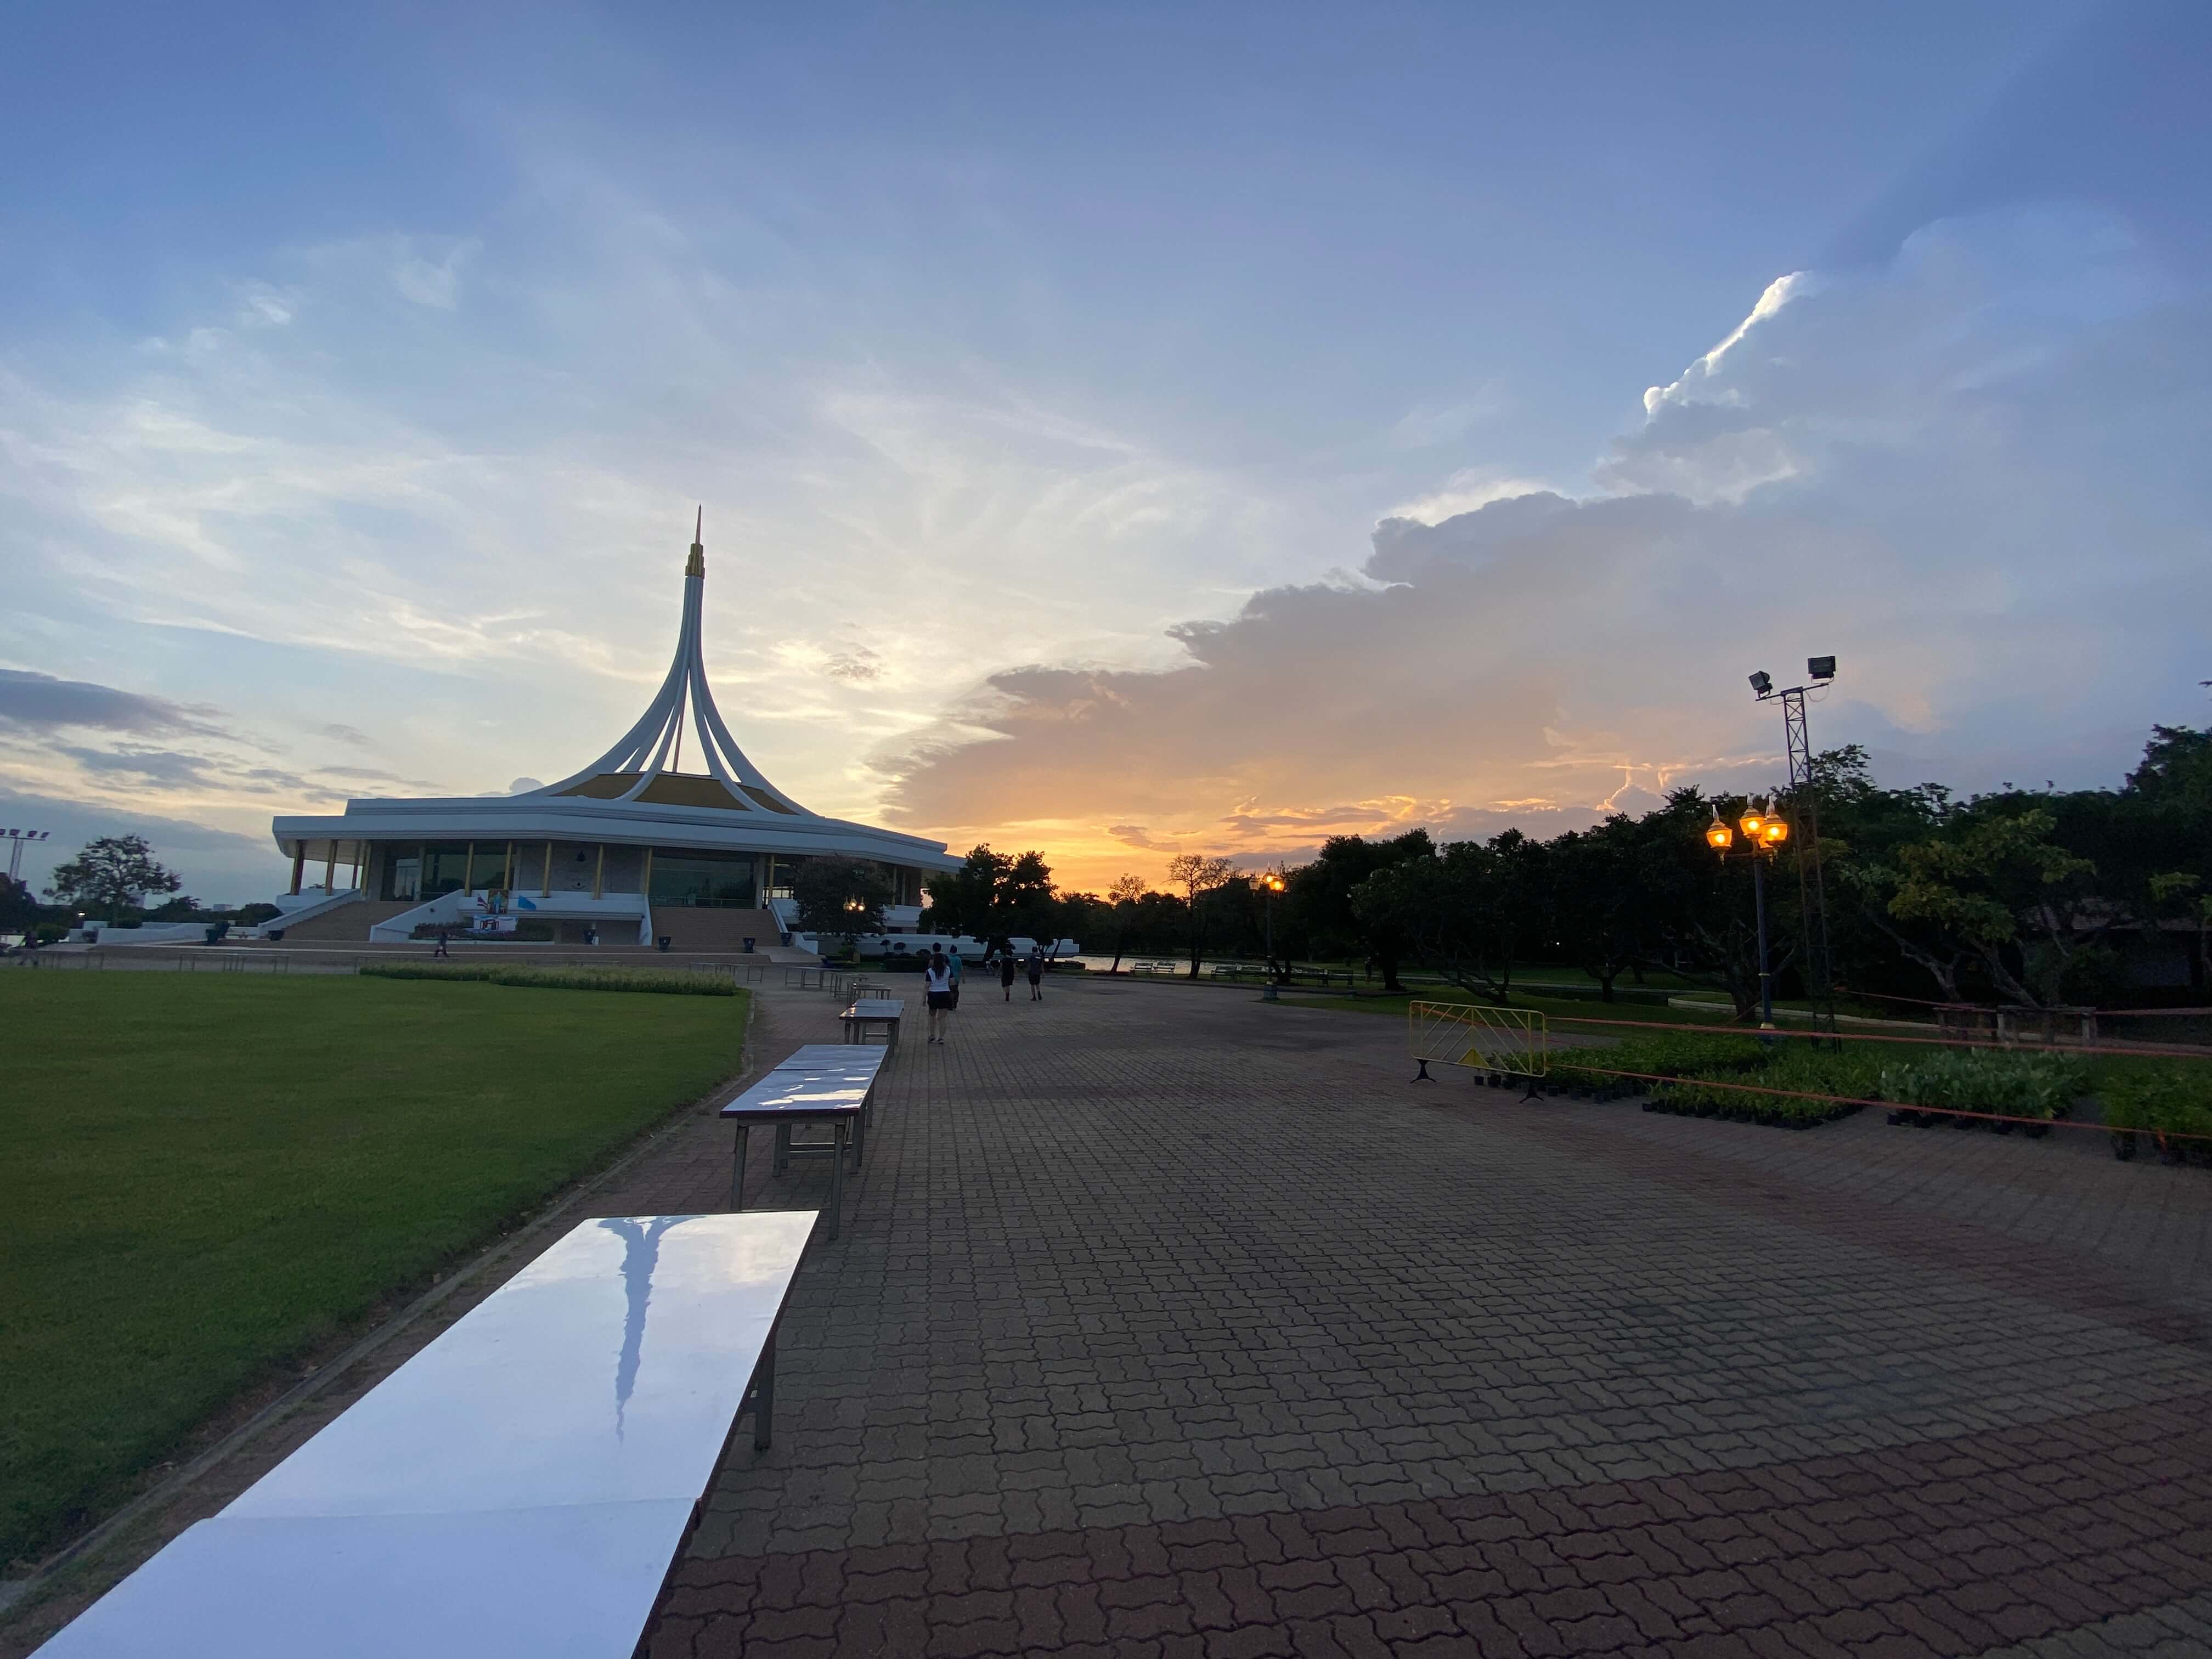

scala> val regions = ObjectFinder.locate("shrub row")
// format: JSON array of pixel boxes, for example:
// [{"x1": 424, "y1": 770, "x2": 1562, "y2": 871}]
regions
[
  {"x1": 1554, "y1": 1033, "x2": 2092, "y2": 1135},
  {"x1": 359, "y1": 962, "x2": 737, "y2": 997},
  {"x1": 2101, "y1": 1069, "x2": 2212, "y2": 1165}
]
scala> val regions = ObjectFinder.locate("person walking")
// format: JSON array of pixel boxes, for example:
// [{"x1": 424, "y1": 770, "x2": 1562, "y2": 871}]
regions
[
  {"x1": 1026, "y1": 945, "x2": 1045, "y2": 1001},
  {"x1": 433, "y1": 926, "x2": 450, "y2": 960},
  {"x1": 999, "y1": 949, "x2": 1017, "y2": 1002},
  {"x1": 923, "y1": 947, "x2": 955, "y2": 1043},
  {"x1": 947, "y1": 946, "x2": 964, "y2": 1009}
]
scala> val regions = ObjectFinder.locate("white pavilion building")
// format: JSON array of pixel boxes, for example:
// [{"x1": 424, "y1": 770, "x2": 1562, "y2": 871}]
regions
[{"x1": 266, "y1": 517, "x2": 961, "y2": 949}]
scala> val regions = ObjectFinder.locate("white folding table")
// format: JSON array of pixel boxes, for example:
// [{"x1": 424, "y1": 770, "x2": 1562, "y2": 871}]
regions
[{"x1": 38, "y1": 1211, "x2": 815, "y2": 1658}]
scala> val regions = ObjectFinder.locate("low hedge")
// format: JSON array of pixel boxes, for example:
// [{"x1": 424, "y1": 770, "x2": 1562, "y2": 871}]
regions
[
  {"x1": 2101, "y1": 1068, "x2": 2212, "y2": 1163},
  {"x1": 1555, "y1": 1032, "x2": 2091, "y2": 1134},
  {"x1": 359, "y1": 963, "x2": 737, "y2": 997}
]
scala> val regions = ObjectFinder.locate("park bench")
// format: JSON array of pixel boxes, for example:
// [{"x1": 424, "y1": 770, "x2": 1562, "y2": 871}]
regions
[
  {"x1": 722, "y1": 1045, "x2": 888, "y2": 1240},
  {"x1": 840, "y1": 996, "x2": 905, "y2": 1047},
  {"x1": 39, "y1": 1211, "x2": 814, "y2": 1659}
]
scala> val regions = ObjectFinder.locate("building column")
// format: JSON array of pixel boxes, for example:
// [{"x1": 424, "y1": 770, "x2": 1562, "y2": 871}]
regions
[
  {"x1": 289, "y1": 845, "x2": 304, "y2": 895},
  {"x1": 541, "y1": 841, "x2": 553, "y2": 898},
  {"x1": 463, "y1": 842, "x2": 476, "y2": 892},
  {"x1": 323, "y1": 844, "x2": 336, "y2": 893},
  {"x1": 641, "y1": 847, "x2": 655, "y2": 896},
  {"x1": 592, "y1": 844, "x2": 605, "y2": 900},
  {"x1": 501, "y1": 842, "x2": 515, "y2": 891},
  {"x1": 353, "y1": 842, "x2": 366, "y2": 892}
]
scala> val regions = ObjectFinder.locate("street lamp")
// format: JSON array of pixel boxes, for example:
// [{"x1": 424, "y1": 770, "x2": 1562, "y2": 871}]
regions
[
  {"x1": 2, "y1": 828, "x2": 50, "y2": 885},
  {"x1": 1260, "y1": 873, "x2": 1286, "y2": 1002},
  {"x1": 1705, "y1": 798, "x2": 1789, "y2": 1030}
]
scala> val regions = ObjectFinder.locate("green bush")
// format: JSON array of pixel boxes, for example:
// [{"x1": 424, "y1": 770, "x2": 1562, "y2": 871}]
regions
[
  {"x1": 1877, "y1": 1049, "x2": 2085, "y2": 1121},
  {"x1": 1554, "y1": 1031, "x2": 1765, "y2": 1091},
  {"x1": 360, "y1": 962, "x2": 736, "y2": 997},
  {"x1": 2101, "y1": 1069, "x2": 2212, "y2": 1141}
]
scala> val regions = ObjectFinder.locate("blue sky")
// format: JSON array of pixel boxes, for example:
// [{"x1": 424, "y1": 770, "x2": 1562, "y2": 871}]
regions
[{"x1": 3, "y1": 1, "x2": 2207, "y2": 900}]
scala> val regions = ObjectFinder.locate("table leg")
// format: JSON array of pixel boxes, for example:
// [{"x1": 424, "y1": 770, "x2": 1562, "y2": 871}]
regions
[
  {"x1": 827, "y1": 1120, "x2": 844, "y2": 1240},
  {"x1": 749, "y1": 1327, "x2": 776, "y2": 1451},
  {"x1": 774, "y1": 1122, "x2": 790, "y2": 1177},
  {"x1": 730, "y1": 1124, "x2": 749, "y2": 1211}
]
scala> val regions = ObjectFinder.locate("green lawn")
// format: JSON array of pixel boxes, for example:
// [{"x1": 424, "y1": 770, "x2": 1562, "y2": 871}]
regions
[{"x1": 0, "y1": 973, "x2": 748, "y2": 1567}]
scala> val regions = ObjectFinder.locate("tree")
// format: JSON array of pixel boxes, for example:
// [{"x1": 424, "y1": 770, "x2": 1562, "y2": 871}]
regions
[
  {"x1": 922, "y1": 845, "x2": 1012, "y2": 938},
  {"x1": 792, "y1": 857, "x2": 892, "y2": 958},
  {"x1": 1351, "y1": 833, "x2": 1547, "y2": 1003},
  {"x1": 1106, "y1": 873, "x2": 1147, "y2": 973},
  {"x1": 1286, "y1": 830, "x2": 1433, "y2": 991},
  {"x1": 45, "y1": 836, "x2": 182, "y2": 923},
  {"x1": 0, "y1": 874, "x2": 40, "y2": 937},
  {"x1": 1548, "y1": 819, "x2": 1647, "y2": 1002},
  {"x1": 1001, "y1": 850, "x2": 1059, "y2": 952},
  {"x1": 1165, "y1": 853, "x2": 1236, "y2": 978},
  {"x1": 1881, "y1": 806, "x2": 2100, "y2": 1006}
]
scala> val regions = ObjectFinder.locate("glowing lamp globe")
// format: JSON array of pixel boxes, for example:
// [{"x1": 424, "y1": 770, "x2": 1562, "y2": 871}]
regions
[
  {"x1": 1739, "y1": 809, "x2": 1765, "y2": 840},
  {"x1": 1763, "y1": 819, "x2": 1790, "y2": 847},
  {"x1": 1706, "y1": 820, "x2": 1733, "y2": 851}
]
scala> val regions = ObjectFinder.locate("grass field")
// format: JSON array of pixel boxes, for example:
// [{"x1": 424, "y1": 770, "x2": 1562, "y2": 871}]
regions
[{"x1": 0, "y1": 972, "x2": 748, "y2": 1568}]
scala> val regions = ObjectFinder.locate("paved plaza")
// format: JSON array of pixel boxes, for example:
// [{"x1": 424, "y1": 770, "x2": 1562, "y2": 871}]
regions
[
  {"x1": 602, "y1": 977, "x2": 2212, "y2": 1658},
  {"x1": 15, "y1": 972, "x2": 2211, "y2": 1659}
]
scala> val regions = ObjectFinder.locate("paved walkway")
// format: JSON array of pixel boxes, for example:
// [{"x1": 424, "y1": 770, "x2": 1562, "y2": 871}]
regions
[{"x1": 595, "y1": 977, "x2": 2212, "y2": 1657}]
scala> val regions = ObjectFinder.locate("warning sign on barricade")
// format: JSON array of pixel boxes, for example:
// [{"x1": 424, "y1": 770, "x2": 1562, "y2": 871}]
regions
[{"x1": 1407, "y1": 1000, "x2": 1548, "y2": 1096}]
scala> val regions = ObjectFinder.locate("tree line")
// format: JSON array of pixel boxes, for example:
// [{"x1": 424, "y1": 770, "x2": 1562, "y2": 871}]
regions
[{"x1": 912, "y1": 724, "x2": 2212, "y2": 1019}]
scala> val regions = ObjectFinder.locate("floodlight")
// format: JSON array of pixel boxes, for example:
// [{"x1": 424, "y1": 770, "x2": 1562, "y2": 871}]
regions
[
  {"x1": 1808, "y1": 656, "x2": 1836, "y2": 681},
  {"x1": 1748, "y1": 670, "x2": 1773, "y2": 697}
]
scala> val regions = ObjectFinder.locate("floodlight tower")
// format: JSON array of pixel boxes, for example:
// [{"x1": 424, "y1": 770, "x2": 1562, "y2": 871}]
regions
[
  {"x1": 3, "y1": 828, "x2": 50, "y2": 884},
  {"x1": 1746, "y1": 660, "x2": 1838, "y2": 1037}
]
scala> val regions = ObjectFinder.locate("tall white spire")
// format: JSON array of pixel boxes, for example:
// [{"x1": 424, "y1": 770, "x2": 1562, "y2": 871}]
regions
[{"x1": 531, "y1": 512, "x2": 807, "y2": 814}]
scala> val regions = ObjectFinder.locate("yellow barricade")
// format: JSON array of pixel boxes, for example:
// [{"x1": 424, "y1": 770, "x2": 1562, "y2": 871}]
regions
[{"x1": 1407, "y1": 1000, "x2": 1548, "y2": 1093}]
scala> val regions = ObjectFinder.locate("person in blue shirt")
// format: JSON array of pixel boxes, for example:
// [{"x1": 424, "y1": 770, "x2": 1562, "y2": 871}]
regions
[{"x1": 946, "y1": 946, "x2": 964, "y2": 1009}]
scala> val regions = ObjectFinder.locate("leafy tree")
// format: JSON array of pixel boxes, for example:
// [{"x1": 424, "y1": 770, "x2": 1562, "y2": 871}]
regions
[
  {"x1": 44, "y1": 836, "x2": 182, "y2": 923},
  {"x1": 1351, "y1": 832, "x2": 1551, "y2": 1002},
  {"x1": 149, "y1": 895, "x2": 202, "y2": 921},
  {"x1": 1105, "y1": 873, "x2": 1148, "y2": 973},
  {"x1": 1548, "y1": 818, "x2": 1650, "y2": 1001},
  {"x1": 922, "y1": 844, "x2": 1012, "y2": 938},
  {"x1": 1881, "y1": 807, "x2": 2098, "y2": 1006},
  {"x1": 1286, "y1": 830, "x2": 1433, "y2": 991},
  {"x1": 1164, "y1": 853, "x2": 1236, "y2": 978},
  {"x1": 792, "y1": 857, "x2": 892, "y2": 958},
  {"x1": 0, "y1": 874, "x2": 40, "y2": 936},
  {"x1": 1002, "y1": 850, "x2": 1060, "y2": 951}
]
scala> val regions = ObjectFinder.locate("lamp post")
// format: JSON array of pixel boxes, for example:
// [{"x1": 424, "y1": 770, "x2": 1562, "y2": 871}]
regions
[
  {"x1": 2, "y1": 828, "x2": 50, "y2": 885},
  {"x1": 1260, "y1": 873, "x2": 1286, "y2": 1001},
  {"x1": 1705, "y1": 798, "x2": 1790, "y2": 1030}
]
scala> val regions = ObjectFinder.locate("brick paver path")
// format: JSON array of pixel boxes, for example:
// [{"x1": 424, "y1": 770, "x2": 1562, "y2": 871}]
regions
[{"x1": 628, "y1": 978, "x2": 2212, "y2": 1657}]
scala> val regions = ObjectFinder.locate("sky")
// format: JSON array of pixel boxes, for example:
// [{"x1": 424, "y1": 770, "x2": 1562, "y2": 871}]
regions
[{"x1": 2, "y1": 1, "x2": 2208, "y2": 904}]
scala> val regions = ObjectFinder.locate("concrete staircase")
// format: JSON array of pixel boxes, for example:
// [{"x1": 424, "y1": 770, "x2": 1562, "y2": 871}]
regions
[
  {"x1": 646, "y1": 906, "x2": 785, "y2": 955},
  {"x1": 273, "y1": 900, "x2": 420, "y2": 941}
]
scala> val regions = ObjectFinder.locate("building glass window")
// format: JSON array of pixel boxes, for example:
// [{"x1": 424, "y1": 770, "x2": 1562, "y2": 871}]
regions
[
  {"x1": 649, "y1": 848, "x2": 758, "y2": 908},
  {"x1": 420, "y1": 842, "x2": 475, "y2": 897}
]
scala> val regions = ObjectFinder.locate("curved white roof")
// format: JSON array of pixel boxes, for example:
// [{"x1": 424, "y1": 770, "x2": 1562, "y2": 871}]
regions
[{"x1": 271, "y1": 515, "x2": 960, "y2": 872}]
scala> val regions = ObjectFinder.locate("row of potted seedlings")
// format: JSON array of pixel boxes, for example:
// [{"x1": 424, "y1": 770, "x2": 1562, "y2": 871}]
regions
[{"x1": 1558, "y1": 1030, "x2": 2212, "y2": 1165}]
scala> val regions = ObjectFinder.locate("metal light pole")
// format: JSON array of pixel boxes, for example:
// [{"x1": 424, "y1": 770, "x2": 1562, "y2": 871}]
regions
[
  {"x1": 1747, "y1": 658, "x2": 1838, "y2": 1037},
  {"x1": 1260, "y1": 874, "x2": 1285, "y2": 1002},
  {"x1": 3, "y1": 829, "x2": 52, "y2": 884},
  {"x1": 1706, "y1": 802, "x2": 1788, "y2": 1031}
]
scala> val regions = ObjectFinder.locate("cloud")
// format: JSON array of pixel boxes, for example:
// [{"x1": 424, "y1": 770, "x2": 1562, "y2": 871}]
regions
[
  {"x1": 0, "y1": 785, "x2": 285, "y2": 902},
  {"x1": 879, "y1": 206, "x2": 2212, "y2": 888},
  {"x1": 0, "y1": 669, "x2": 233, "y2": 740},
  {"x1": 320, "y1": 723, "x2": 371, "y2": 746}
]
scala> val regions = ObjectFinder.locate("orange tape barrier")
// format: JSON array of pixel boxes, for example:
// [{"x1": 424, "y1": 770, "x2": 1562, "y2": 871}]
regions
[
  {"x1": 1539, "y1": 1011, "x2": 2212, "y2": 1063},
  {"x1": 1834, "y1": 986, "x2": 2212, "y2": 1019}
]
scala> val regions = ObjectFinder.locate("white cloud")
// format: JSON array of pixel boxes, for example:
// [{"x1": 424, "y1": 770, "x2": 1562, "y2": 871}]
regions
[{"x1": 879, "y1": 205, "x2": 2212, "y2": 886}]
